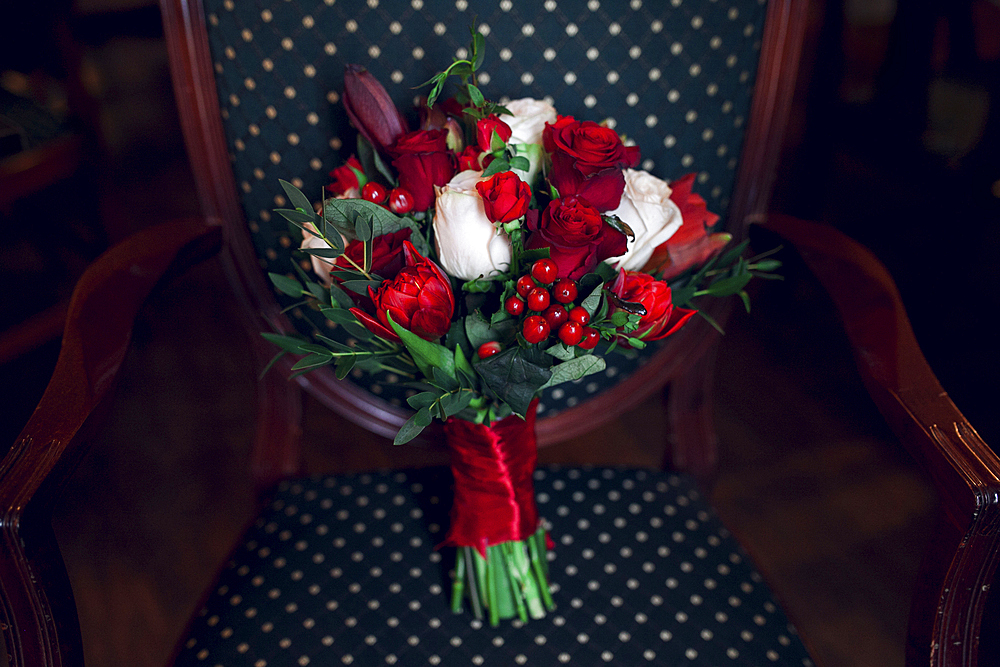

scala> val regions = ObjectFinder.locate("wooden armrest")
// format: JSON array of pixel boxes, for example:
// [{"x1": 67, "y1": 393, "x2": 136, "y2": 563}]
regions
[
  {"x1": 764, "y1": 213, "x2": 1000, "y2": 667},
  {"x1": 0, "y1": 217, "x2": 221, "y2": 667}
]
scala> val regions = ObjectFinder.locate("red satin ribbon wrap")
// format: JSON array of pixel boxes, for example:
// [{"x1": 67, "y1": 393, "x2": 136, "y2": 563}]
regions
[{"x1": 442, "y1": 401, "x2": 539, "y2": 557}]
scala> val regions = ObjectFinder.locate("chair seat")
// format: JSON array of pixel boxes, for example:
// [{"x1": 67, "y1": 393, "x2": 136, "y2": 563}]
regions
[{"x1": 176, "y1": 467, "x2": 814, "y2": 667}]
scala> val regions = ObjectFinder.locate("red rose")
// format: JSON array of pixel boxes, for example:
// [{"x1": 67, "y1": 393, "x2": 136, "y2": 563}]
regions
[
  {"x1": 475, "y1": 171, "x2": 531, "y2": 223},
  {"x1": 525, "y1": 196, "x2": 628, "y2": 280},
  {"x1": 390, "y1": 129, "x2": 457, "y2": 211},
  {"x1": 543, "y1": 116, "x2": 640, "y2": 212},
  {"x1": 610, "y1": 270, "x2": 697, "y2": 342},
  {"x1": 350, "y1": 240, "x2": 455, "y2": 342},
  {"x1": 642, "y1": 173, "x2": 728, "y2": 280},
  {"x1": 326, "y1": 155, "x2": 365, "y2": 196},
  {"x1": 476, "y1": 115, "x2": 512, "y2": 152},
  {"x1": 457, "y1": 145, "x2": 483, "y2": 172},
  {"x1": 343, "y1": 65, "x2": 408, "y2": 157}
]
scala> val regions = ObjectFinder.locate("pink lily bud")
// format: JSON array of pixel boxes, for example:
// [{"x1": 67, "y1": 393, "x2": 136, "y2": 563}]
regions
[{"x1": 343, "y1": 64, "x2": 408, "y2": 156}]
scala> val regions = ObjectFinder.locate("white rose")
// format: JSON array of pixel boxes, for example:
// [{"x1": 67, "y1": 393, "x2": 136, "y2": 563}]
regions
[
  {"x1": 499, "y1": 98, "x2": 557, "y2": 145},
  {"x1": 605, "y1": 169, "x2": 683, "y2": 272},
  {"x1": 433, "y1": 170, "x2": 512, "y2": 281},
  {"x1": 301, "y1": 222, "x2": 343, "y2": 287},
  {"x1": 499, "y1": 98, "x2": 557, "y2": 185}
]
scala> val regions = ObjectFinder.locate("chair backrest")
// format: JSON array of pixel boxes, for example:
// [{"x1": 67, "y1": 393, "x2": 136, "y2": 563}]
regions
[{"x1": 160, "y1": 0, "x2": 808, "y2": 456}]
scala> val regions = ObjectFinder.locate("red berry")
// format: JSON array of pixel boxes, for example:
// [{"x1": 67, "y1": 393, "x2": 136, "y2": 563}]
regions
[
  {"x1": 477, "y1": 341, "x2": 502, "y2": 359},
  {"x1": 515, "y1": 275, "x2": 536, "y2": 297},
  {"x1": 579, "y1": 326, "x2": 600, "y2": 350},
  {"x1": 543, "y1": 304, "x2": 568, "y2": 329},
  {"x1": 568, "y1": 306, "x2": 591, "y2": 325},
  {"x1": 504, "y1": 295, "x2": 525, "y2": 316},
  {"x1": 530, "y1": 258, "x2": 558, "y2": 285},
  {"x1": 558, "y1": 321, "x2": 584, "y2": 346},
  {"x1": 388, "y1": 187, "x2": 414, "y2": 213},
  {"x1": 522, "y1": 315, "x2": 550, "y2": 344},
  {"x1": 551, "y1": 278, "x2": 578, "y2": 304},
  {"x1": 527, "y1": 287, "x2": 551, "y2": 312},
  {"x1": 361, "y1": 182, "x2": 389, "y2": 203}
]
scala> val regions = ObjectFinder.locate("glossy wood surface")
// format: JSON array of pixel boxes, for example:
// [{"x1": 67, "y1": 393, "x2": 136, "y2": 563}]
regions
[{"x1": 0, "y1": 219, "x2": 221, "y2": 667}]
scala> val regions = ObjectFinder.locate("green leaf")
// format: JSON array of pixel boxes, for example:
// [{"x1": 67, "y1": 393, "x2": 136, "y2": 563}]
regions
[
  {"x1": 324, "y1": 198, "x2": 404, "y2": 238},
  {"x1": 472, "y1": 31, "x2": 486, "y2": 69},
  {"x1": 354, "y1": 214, "x2": 373, "y2": 242},
  {"x1": 718, "y1": 239, "x2": 750, "y2": 267},
  {"x1": 481, "y1": 157, "x2": 509, "y2": 178},
  {"x1": 291, "y1": 352, "x2": 333, "y2": 371},
  {"x1": 703, "y1": 272, "x2": 753, "y2": 297},
  {"x1": 603, "y1": 214, "x2": 635, "y2": 241},
  {"x1": 431, "y1": 366, "x2": 461, "y2": 392},
  {"x1": 279, "y1": 179, "x2": 315, "y2": 216},
  {"x1": 269, "y1": 273, "x2": 304, "y2": 298},
  {"x1": 440, "y1": 390, "x2": 474, "y2": 418},
  {"x1": 580, "y1": 282, "x2": 604, "y2": 318},
  {"x1": 454, "y1": 344, "x2": 475, "y2": 380},
  {"x1": 543, "y1": 342, "x2": 577, "y2": 361},
  {"x1": 319, "y1": 305, "x2": 374, "y2": 340},
  {"x1": 334, "y1": 354, "x2": 356, "y2": 380},
  {"x1": 274, "y1": 207, "x2": 317, "y2": 226},
  {"x1": 540, "y1": 354, "x2": 606, "y2": 390},
  {"x1": 340, "y1": 279, "x2": 381, "y2": 296},
  {"x1": 329, "y1": 284, "x2": 355, "y2": 309},
  {"x1": 388, "y1": 313, "x2": 455, "y2": 380},
  {"x1": 394, "y1": 406, "x2": 432, "y2": 445},
  {"x1": 306, "y1": 281, "x2": 328, "y2": 302},
  {"x1": 407, "y1": 391, "x2": 441, "y2": 411},
  {"x1": 752, "y1": 259, "x2": 782, "y2": 272},
  {"x1": 298, "y1": 246, "x2": 342, "y2": 259},
  {"x1": 468, "y1": 84, "x2": 485, "y2": 108},
  {"x1": 261, "y1": 332, "x2": 308, "y2": 353},
  {"x1": 475, "y1": 348, "x2": 551, "y2": 417},
  {"x1": 509, "y1": 155, "x2": 530, "y2": 171},
  {"x1": 465, "y1": 310, "x2": 494, "y2": 348},
  {"x1": 670, "y1": 284, "x2": 697, "y2": 307}
]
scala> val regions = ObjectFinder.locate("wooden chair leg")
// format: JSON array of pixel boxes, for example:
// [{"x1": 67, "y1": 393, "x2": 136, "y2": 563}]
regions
[{"x1": 663, "y1": 339, "x2": 721, "y2": 478}]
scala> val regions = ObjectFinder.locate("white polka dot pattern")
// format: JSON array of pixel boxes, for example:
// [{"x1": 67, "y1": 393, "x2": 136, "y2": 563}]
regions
[
  {"x1": 176, "y1": 467, "x2": 814, "y2": 666},
  {"x1": 198, "y1": 0, "x2": 770, "y2": 415}
]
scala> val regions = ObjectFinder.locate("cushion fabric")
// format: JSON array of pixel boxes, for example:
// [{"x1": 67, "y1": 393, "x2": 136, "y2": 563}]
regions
[
  {"x1": 198, "y1": 0, "x2": 770, "y2": 415},
  {"x1": 177, "y1": 466, "x2": 813, "y2": 666}
]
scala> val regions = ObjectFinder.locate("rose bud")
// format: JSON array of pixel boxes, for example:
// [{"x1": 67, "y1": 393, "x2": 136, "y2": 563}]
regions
[
  {"x1": 391, "y1": 129, "x2": 457, "y2": 211},
  {"x1": 475, "y1": 171, "x2": 531, "y2": 224},
  {"x1": 326, "y1": 155, "x2": 366, "y2": 198},
  {"x1": 476, "y1": 115, "x2": 513, "y2": 152},
  {"x1": 605, "y1": 169, "x2": 684, "y2": 272},
  {"x1": 350, "y1": 240, "x2": 455, "y2": 343},
  {"x1": 433, "y1": 170, "x2": 512, "y2": 280},
  {"x1": 343, "y1": 64, "x2": 408, "y2": 156},
  {"x1": 609, "y1": 269, "x2": 697, "y2": 343}
]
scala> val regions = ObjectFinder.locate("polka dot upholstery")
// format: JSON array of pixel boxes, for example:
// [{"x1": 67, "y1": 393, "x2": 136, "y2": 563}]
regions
[
  {"x1": 200, "y1": 0, "x2": 769, "y2": 414},
  {"x1": 177, "y1": 467, "x2": 814, "y2": 666}
]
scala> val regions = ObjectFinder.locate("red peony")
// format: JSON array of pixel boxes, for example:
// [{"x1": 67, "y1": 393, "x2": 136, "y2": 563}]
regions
[
  {"x1": 326, "y1": 155, "x2": 365, "y2": 197},
  {"x1": 642, "y1": 173, "x2": 728, "y2": 280},
  {"x1": 525, "y1": 196, "x2": 628, "y2": 280},
  {"x1": 475, "y1": 171, "x2": 531, "y2": 223},
  {"x1": 350, "y1": 240, "x2": 455, "y2": 343},
  {"x1": 390, "y1": 129, "x2": 457, "y2": 211},
  {"x1": 610, "y1": 270, "x2": 697, "y2": 342},
  {"x1": 476, "y1": 115, "x2": 512, "y2": 152},
  {"x1": 543, "y1": 116, "x2": 640, "y2": 212}
]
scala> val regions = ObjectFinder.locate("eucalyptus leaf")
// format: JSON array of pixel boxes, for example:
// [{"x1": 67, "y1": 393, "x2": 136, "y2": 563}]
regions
[
  {"x1": 299, "y1": 247, "x2": 343, "y2": 259},
  {"x1": 340, "y1": 279, "x2": 381, "y2": 296},
  {"x1": 431, "y1": 366, "x2": 461, "y2": 392},
  {"x1": 540, "y1": 354, "x2": 606, "y2": 390},
  {"x1": 440, "y1": 390, "x2": 474, "y2": 418},
  {"x1": 275, "y1": 207, "x2": 317, "y2": 226},
  {"x1": 269, "y1": 273, "x2": 304, "y2": 298},
  {"x1": 407, "y1": 391, "x2": 442, "y2": 411},
  {"x1": 394, "y1": 407, "x2": 432, "y2": 445},
  {"x1": 261, "y1": 332, "x2": 308, "y2": 353},
  {"x1": 278, "y1": 180, "x2": 315, "y2": 216},
  {"x1": 319, "y1": 305, "x2": 375, "y2": 340},
  {"x1": 335, "y1": 354, "x2": 356, "y2": 380},
  {"x1": 703, "y1": 272, "x2": 753, "y2": 296},
  {"x1": 329, "y1": 283, "x2": 355, "y2": 309},
  {"x1": 291, "y1": 353, "x2": 333, "y2": 371}
]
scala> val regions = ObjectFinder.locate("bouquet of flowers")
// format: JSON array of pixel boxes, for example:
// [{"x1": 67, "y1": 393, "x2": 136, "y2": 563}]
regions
[{"x1": 264, "y1": 28, "x2": 779, "y2": 626}]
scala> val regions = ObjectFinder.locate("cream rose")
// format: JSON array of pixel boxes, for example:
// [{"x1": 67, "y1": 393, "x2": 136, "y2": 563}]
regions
[
  {"x1": 433, "y1": 170, "x2": 512, "y2": 281},
  {"x1": 499, "y1": 98, "x2": 557, "y2": 185},
  {"x1": 605, "y1": 169, "x2": 684, "y2": 272}
]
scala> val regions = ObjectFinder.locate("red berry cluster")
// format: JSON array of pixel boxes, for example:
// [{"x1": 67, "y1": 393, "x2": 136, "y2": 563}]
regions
[
  {"x1": 361, "y1": 182, "x2": 415, "y2": 214},
  {"x1": 504, "y1": 259, "x2": 600, "y2": 348}
]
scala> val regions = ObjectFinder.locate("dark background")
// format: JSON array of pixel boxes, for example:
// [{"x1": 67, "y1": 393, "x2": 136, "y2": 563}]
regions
[{"x1": 1, "y1": 2, "x2": 999, "y2": 665}]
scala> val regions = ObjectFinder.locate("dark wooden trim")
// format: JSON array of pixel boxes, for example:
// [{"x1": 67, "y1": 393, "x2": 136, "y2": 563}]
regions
[
  {"x1": 765, "y1": 213, "x2": 1000, "y2": 667},
  {"x1": 0, "y1": 218, "x2": 222, "y2": 667}
]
